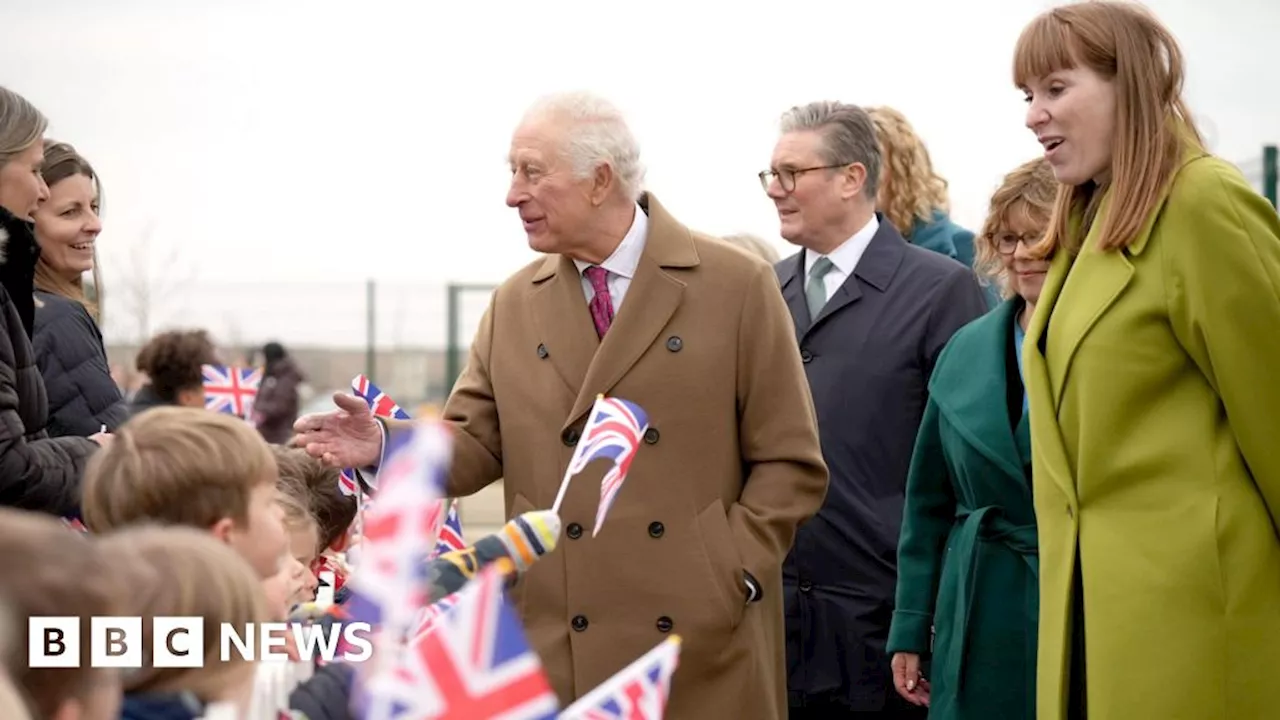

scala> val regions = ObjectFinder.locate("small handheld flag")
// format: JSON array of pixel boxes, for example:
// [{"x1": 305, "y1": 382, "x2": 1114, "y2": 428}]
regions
[
  {"x1": 202, "y1": 364, "x2": 262, "y2": 418},
  {"x1": 550, "y1": 394, "x2": 649, "y2": 537}
]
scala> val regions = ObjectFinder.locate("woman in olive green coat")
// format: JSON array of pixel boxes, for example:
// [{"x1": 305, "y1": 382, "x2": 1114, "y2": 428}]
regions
[
  {"x1": 1016, "y1": 4, "x2": 1280, "y2": 719},
  {"x1": 887, "y1": 158, "x2": 1057, "y2": 719}
]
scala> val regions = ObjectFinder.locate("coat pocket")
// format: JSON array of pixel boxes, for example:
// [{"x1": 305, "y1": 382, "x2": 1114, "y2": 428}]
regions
[{"x1": 695, "y1": 500, "x2": 746, "y2": 631}]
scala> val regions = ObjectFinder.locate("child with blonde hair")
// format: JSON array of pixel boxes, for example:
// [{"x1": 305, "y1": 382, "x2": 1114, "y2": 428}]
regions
[
  {"x1": 98, "y1": 525, "x2": 269, "y2": 719},
  {"x1": 82, "y1": 406, "x2": 288, "y2": 578}
]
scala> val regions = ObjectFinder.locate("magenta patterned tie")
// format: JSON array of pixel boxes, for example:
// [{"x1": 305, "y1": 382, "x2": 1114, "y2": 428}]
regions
[{"x1": 584, "y1": 266, "x2": 614, "y2": 338}]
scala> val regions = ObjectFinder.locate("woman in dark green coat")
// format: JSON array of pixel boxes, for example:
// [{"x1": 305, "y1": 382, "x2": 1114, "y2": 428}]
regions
[{"x1": 887, "y1": 158, "x2": 1057, "y2": 719}]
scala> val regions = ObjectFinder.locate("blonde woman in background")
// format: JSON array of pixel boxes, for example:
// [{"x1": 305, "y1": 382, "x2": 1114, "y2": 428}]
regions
[
  {"x1": 99, "y1": 525, "x2": 269, "y2": 719},
  {"x1": 32, "y1": 141, "x2": 127, "y2": 438},
  {"x1": 869, "y1": 107, "x2": 997, "y2": 308},
  {"x1": 720, "y1": 232, "x2": 781, "y2": 264}
]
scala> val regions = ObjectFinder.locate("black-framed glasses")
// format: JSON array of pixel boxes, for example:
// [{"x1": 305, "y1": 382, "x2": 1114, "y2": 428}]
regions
[
  {"x1": 988, "y1": 231, "x2": 1044, "y2": 255},
  {"x1": 758, "y1": 164, "x2": 847, "y2": 193}
]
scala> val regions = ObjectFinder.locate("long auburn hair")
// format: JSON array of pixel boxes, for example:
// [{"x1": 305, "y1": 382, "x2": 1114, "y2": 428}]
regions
[
  {"x1": 33, "y1": 141, "x2": 103, "y2": 321},
  {"x1": 1013, "y1": 1, "x2": 1203, "y2": 255}
]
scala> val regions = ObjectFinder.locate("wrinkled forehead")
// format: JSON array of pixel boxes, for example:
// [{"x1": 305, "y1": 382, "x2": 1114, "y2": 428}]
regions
[
  {"x1": 508, "y1": 115, "x2": 567, "y2": 166},
  {"x1": 771, "y1": 130, "x2": 827, "y2": 168}
]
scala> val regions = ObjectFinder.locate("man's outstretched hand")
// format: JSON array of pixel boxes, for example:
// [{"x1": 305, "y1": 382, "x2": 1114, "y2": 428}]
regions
[{"x1": 292, "y1": 393, "x2": 383, "y2": 469}]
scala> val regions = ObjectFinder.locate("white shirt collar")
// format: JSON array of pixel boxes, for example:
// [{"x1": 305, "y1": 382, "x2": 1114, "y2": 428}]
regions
[
  {"x1": 573, "y1": 203, "x2": 648, "y2": 278},
  {"x1": 804, "y1": 213, "x2": 879, "y2": 278}
]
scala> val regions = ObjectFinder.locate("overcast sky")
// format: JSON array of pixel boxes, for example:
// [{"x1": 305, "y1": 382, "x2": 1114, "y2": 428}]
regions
[{"x1": 3, "y1": 0, "x2": 1276, "y2": 348}]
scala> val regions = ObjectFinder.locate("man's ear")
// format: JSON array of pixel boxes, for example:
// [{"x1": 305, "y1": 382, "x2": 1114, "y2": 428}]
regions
[
  {"x1": 841, "y1": 162, "x2": 869, "y2": 201},
  {"x1": 209, "y1": 517, "x2": 236, "y2": 544},
  {"x1": 589, "y1": 163, "x2": 615, "y2": 206}
]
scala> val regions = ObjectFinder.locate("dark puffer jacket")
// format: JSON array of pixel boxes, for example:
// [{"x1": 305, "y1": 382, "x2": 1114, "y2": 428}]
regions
[
  {"x1": 0, "y1": 207, "x2": 97, "y2": 515},
  {"x1": 33, "y1": 290, "x2": 127, "y2": 437},
  {"x1": 255, "y1": 355, "x2": 305, "y2": 444}
]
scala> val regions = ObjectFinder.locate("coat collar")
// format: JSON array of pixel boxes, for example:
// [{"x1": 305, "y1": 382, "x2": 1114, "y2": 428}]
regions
[
  {"x1": 928, "y1": 298, "x2": 1030, "y2": 489},
  {"x1": 1023, "y1": 145, "x2": 1209, "y2": 505},
  {"x1": 0, "y1": 205, "x2": 40, "y2": 338},
  {"x1": 531, "y1": 193, "x2": 699, "y2": 283},
  {"x1": 779, "y1": 212, "x2": 905, "y2": 334},
  {"x1": 528, "y1": 192, "x2": 698, "y2": 428}
]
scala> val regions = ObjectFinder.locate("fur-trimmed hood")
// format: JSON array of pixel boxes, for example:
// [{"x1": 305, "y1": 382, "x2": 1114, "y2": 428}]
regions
[{"x1": 0, "y1": 205, "x2": 43, "y2": 339}]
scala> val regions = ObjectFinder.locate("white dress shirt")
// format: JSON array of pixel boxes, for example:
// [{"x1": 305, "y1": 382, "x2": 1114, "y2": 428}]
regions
[
  {"x1": 572, "y1": 203, "x2": 649, "y2": 311},
  {"x1": 803, "y1": 214, "x2": 880, "y2": 303}
]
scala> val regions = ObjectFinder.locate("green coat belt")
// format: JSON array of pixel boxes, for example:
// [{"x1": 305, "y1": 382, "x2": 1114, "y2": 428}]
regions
[{"x1": 888, "y1": 298, "x2": 1039, "y2": 720}]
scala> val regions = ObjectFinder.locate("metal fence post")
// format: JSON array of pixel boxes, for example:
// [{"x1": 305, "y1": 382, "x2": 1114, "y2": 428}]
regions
[
  {"x1": 445, "y1": 283, "x2": 460, "y2": 395},
  {"x1": 1264, "y1": 145, "x2": 1278, "y2": 209}
]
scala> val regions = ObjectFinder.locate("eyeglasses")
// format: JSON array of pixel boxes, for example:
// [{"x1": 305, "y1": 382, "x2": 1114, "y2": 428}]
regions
[
  {"x1": 758, "y1": 164, "x2": 848, "y2": 193},
  {"x1": 989, "y1": 232, "x2": 1044, "y2": 255}
]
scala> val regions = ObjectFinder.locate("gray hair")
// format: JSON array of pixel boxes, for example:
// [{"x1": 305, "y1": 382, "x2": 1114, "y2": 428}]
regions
[
  {"x1": 779, "y1": 101, "x2": 881, "y2": 199},
  {"x1": 524, "y1": 91, "x2": 645, "y2": 201},
  {"x1": 0, "y1": 86, "x2": 47, "y2": 166}
]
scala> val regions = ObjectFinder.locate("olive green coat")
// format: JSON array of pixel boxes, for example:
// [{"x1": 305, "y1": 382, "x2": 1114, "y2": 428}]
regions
[
  {"x1": 1024, "y1": 153, "x2": 1280, "y2": 719},
  {"x1": 888, "y1": 298, "x2": 1037, "y2": 719}
]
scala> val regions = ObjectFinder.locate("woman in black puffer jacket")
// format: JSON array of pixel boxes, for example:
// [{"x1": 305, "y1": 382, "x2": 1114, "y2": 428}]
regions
[
  {"x1": 31, "y1": 141, "x2": 127, "y2": 437},
  {"x1": 0, "y1": 86, "x2": 102, "y2": 515}
]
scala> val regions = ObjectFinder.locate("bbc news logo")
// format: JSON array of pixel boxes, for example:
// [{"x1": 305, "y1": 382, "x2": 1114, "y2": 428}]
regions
[{"x1": 28, "y1": 617, "x2": 374, "y2": 668}]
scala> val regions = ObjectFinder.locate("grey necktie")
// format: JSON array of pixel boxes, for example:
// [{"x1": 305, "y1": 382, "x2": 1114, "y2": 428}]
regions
[{"x1": 806, "y1": 256, "x2": 836, "y2": 321}]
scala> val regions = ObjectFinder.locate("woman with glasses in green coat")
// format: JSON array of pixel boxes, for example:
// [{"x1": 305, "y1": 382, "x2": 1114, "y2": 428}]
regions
[{"x1": 887, "y1": 158, "x2": 1057, "y2": 720}]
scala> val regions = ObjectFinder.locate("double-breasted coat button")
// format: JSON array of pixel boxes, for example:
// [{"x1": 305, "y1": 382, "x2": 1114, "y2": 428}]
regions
[
  {"x1": 566, "y1": 523, "x2": 583, "y2": 540},
  {"x1": 536, "y1": 344, "x2": 549, "y2": 359},
  {"x1": 799, "y1": 579, "x2": 813, "y2": 593},
  {"x1": 643, "y1": 428, "x2": 660, "y2": 445},
  {"x1": 800, "y1": 348, "x2": 813, "y2": 363},
  {"x1": 562, "y1": 428, "x2": 579, "y2": 446},
  {"x1": 656, "y1": 616, "x2": 674, "y2": 633},
  {"x1": 571, "y1": 615, "x2": 589, "y2": 632},
  {"x1": 666, "y1": 336, "x2": 683, "y2": 352},
  {"x1": 647, "y1": 521, "x2": 664, "y2": 538}
]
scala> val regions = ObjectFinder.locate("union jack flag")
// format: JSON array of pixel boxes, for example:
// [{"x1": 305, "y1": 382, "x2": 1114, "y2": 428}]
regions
[
  {"x1": 61, "y1": 517, "x2": 87, "y2": 533},
  {"x1": 559, "y1": 636, "x2": 681, "y2": 720},
  {"x1": 393, "y1": 563, "x2": 559, "y2": 720},
  {"x1": 344, "y1": 421, "x2": 450, "y2": 633},
  {"x1": 431, "y1": 501, "x2": 465, "y2": 559},
  {"x1": 407, "y1": 590, "x2": 460, "y2": 645},
  {"x1": 567, "y1": 395, "x2": 649, "y2": 537},
  {"x1": 340, "y1": 375, "x2": 413, "y2": 496},
  {"x1": 202, "y1": 364, "x2": 262, "y2": 417}
]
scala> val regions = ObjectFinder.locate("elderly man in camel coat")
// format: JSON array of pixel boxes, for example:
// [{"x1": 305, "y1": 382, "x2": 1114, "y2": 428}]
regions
[{"x1": 294, "y1": 92, "x2": 828, "y2": 719}]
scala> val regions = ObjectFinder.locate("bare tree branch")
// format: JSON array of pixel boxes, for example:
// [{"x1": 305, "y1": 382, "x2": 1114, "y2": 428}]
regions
[{"x1": 111, "y1": 222, "x2": 194, "y2": 343}]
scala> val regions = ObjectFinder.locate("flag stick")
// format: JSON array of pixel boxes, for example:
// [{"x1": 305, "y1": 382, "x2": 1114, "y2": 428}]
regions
[
  {"x1": 550, "y1": 394, "x2": 603, "y2": 514},
  {"x1": 550, "y1": 464, "x2": 575, "y2": 515}
]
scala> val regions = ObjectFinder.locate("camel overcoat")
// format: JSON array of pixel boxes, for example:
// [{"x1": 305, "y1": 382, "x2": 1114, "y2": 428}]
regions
[
  {"x1": 427, "y1": 194, "x2": 829, "y2": 718},
  {"x1": 1024, "y1": 153, "x2": 1280, "y2": 719}
]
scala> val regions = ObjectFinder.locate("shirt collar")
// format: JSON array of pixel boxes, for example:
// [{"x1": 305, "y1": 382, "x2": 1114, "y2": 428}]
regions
[
  {"x1": 573, "y1": 203, "x2": 648, "y2": 279},
  {"x1": 805, "y1": 213, "x2": 879, "y2": 278}
]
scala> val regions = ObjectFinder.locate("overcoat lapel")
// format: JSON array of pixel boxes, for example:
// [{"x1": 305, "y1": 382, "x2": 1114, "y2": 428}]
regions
[
  {"x1": 539, "y1": 195, "x2": 699, "y2": 430},
  {"x1": 928, "y1": 299, "x2": 1028, "y2": 490},
  {"x1": 779, "y1": 253, "x2": 809, "y2": 337},
  {"x1": 529, "y1": 254, "x2": 599, "y2": 398}
]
